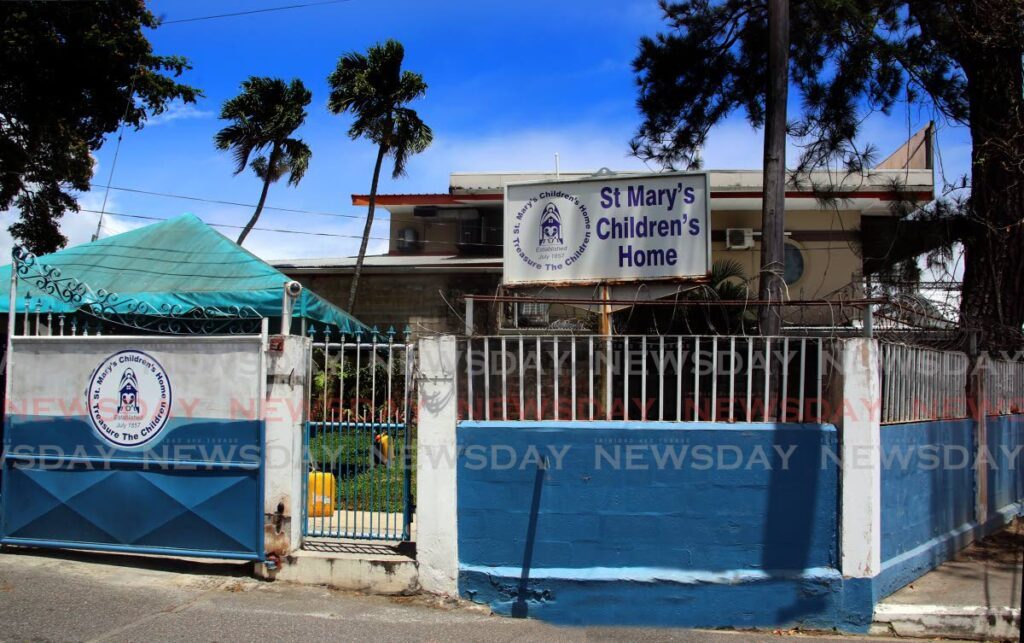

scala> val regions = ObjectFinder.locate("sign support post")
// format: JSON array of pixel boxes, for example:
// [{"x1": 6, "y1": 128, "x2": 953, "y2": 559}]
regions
[
  {"x1": 598, "y1": 283, "x2": 611, "y2": 418},
  {"x1": 599, "y1": 284, "x2": 611, "y2": 336}
]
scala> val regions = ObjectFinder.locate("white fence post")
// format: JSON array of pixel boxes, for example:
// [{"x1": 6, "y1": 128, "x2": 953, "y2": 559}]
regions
[
  {"x1": 261, "y1": 334, "x2": 310, "y2": 568},
  {"x1": 416, "y1": 335, "x2": 460, "y2": 595},
  {"x1": 839, "y1": 337, "x2": 882, "y2": 578},
  {"x1": 972, "y1": 355, "x2": 989, "y2": 524}
]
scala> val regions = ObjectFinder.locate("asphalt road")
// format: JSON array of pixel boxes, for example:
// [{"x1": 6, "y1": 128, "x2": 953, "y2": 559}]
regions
[{"x1": 0, "y1": 548, "x2": 904, "y2": 642}]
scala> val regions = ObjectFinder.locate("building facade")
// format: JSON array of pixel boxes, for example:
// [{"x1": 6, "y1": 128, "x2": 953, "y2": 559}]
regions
[{"x1": 274, "y1": 137, "x2": 934, "y2": 335}]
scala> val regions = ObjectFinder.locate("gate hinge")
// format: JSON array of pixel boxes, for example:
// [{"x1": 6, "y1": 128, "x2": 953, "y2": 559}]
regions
[{"x1": 267, "y1": 369, "x2": 304, "y2": 387}]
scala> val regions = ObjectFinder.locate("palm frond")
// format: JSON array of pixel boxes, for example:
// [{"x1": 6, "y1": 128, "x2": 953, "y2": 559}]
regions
[
  {"x1": 214, "y1": 123, "x2": 258, "y2": 175},
  {"x1": 214, "y1": 75, "x2": 312, "y2": 182},
  {"x1": 327, "y1": 39, "x2": 432, "y2": 165},
  {"x1": 327, "y1": 51, "x2": 371, "y2": 115},
  {"x1": 280, "y1": 138, "x2": 312, "y2": 186},
  {"x1": 388, "y1": 108, "x2": 433, "y2": 178},
  {"x1": 249, "y1": 155, "x2": 277, "y2": 182},
  {"x1": 710, "y1": 258, "x2": 748, "y2": 288},
  {"x1": 396, "y1": 70, "x2": 427, "y2": 103}
]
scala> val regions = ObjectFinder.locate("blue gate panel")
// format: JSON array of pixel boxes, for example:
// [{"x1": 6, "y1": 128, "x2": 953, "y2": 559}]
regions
[
  {"x1": 1, "y1": 415, "x2": 264, "y2": 560},
  {"x1": 4, "y1": 415, "x2": 261, "y2": 463},
  {"x1": 3, "y1": 464, "x2": 260, "y2": 556}
]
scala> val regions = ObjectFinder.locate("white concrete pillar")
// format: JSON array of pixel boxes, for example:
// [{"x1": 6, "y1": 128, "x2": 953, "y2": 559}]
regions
[
  {"x1": 839, "y1": 337, "x2": 882, "y2": 578},
  {"x1": 972, "y1": 355, "x2": 989, "y2": 523},
  {"x1": 262, "y1": 334, "x2": 310, "y2": 563},
  {"x1": 415, "y1": 335, "x2": 460, "y2": 595}
]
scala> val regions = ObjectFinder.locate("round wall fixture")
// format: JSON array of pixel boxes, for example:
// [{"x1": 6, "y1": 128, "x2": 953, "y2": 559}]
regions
[{"x1": 783, "y1": 242, "x2": 805, "y2": 285}]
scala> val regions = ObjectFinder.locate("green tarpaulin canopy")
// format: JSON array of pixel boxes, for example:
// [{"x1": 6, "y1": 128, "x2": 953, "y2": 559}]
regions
[{"x1": 0, "y1": 213, "x2": 367, "y2": 334}]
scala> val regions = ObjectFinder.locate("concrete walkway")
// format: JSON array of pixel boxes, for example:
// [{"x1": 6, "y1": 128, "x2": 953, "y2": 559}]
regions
[
  {"x1": 305, "y1": 510, "x2": 413, "y2": 540},
  {"x1": 872, "y1": 520, "x2": 1022, "y2": 640}
]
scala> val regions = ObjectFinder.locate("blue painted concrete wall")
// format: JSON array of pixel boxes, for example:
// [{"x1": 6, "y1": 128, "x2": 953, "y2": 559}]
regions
[
  {"x1": 456, "y1": 421, "x2": 871, "y2": 630},
  {"x1": 986, "y1": 414, "x2": 1024, "y2": 514},
  {"x1": 880, "y1": 419, "x2": 975, "y2": 561},
  {"x1": 877, "y1": 418, "x2": 976, "y2": 598}
]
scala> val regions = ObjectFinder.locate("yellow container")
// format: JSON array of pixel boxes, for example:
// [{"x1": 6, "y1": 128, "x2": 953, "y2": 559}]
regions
[
  {"x1": 375, "y1": 433, "x2": 391, "y2": 464},
  {"x1": 307, "y1": 471, "x2": 336, "y2": 517}
]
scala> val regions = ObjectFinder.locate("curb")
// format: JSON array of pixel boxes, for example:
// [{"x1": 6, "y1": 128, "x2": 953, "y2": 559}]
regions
[{"x1": 872, "y1": 603, "x2": 1020, "y2": 641}]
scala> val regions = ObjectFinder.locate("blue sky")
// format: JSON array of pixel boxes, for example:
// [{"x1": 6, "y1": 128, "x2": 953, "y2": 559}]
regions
[{"x1": 1, "y1": 0, "x2": 974, "y2": 261}]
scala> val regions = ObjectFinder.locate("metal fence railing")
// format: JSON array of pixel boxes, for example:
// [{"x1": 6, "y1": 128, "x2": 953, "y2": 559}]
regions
[
  {"x1": 459, "y1": 335, "x2": 835, "y2": 424},
  {"x1": 981, "y1": 357, "x2": 1024, "y2": 416},
  {"x1": 880, "y1": 343, "x2": 969, "y2": 424}
]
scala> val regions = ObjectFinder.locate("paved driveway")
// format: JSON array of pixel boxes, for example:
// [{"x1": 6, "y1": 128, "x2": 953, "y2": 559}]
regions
[{"x1": 0, "y1": 547, "x2": 906, "y2": 642}]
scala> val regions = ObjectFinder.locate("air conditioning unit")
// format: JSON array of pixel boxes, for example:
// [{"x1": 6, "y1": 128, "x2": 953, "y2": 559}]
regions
[{"x1": 725, "y1": 228, "x2": 755, "y2": 250}]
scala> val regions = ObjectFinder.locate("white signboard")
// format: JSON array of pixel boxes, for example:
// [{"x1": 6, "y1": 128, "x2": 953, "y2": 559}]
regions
[{"x1": 503, "y1": 172, "x2": 710, "y2": 286}]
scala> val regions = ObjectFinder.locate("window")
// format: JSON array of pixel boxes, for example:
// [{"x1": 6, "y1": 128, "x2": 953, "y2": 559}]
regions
[
  {"x1": 517, "y1": 302, "x2": 550, "y2": 327},
  {"x1": 457, "y1": 217, "x2": 482, "y2": 247},
  {"x1": 456, "y1": 210, "x2": 502, "y2": 256}
]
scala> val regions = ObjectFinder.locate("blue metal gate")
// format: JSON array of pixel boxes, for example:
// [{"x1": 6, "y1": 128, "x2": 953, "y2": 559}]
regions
[
  {"x1": 0, "y1": 335, "x2": 266, "y2": 561},
  {"x1": 302, "y1": 329, "x2": 414, "y2": 541}
]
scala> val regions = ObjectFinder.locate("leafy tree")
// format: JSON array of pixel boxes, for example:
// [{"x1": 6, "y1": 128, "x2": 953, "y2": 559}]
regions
[
  {"x1": 327, "y1": 39, "x2": 433, "y2": 313},
  {"x1": 214, "y1": 77, "x2": 312, "y2": 245},
  {"x1": 633, "y1": 0, "x2": 1024, "y2": 350},
  {"x1": 0, "y1": 0, "x2": 199, "y2": 254}
]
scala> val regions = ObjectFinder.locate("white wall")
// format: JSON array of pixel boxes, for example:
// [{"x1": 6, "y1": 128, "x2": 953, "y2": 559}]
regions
[{"x1": 7, "y1": 335, "x2": 263, "y2": 421}]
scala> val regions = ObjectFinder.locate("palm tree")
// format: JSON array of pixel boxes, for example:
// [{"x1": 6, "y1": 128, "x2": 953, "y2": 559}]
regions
[
  {"x1": 215, "y1": 77, "x2": 312, "y2": 245},
  {"x1": 621, "y1": 259, "x2": 755, "y2": 334},
  {"x1": 689, "y1": 259, "x2": 756, "y2": 334},
  {"x1": 327, "y1": 39, "x2": 433, "y2": 312}
]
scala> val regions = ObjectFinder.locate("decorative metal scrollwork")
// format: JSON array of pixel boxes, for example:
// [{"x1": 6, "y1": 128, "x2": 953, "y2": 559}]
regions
[{"x1": 12, "y1": 246, "x2": 265, "y2": 335}]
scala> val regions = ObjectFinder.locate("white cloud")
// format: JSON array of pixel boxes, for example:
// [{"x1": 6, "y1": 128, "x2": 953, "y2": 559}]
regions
[
  {"x1": 405, "y1": 122, "x2": 651, "y2": 182},
  {"x1": 402, "y1": 119, "x2": 781, "y2": 183},
  {"x1": 145, "y1": 102, "x2": 215, "y2": 127},
  {"x1": 0, "y1": 190, "x2": 144, "y2": 263},
  {"x1": 699, "y1": 121, "x2": 777, "y2": 169}
]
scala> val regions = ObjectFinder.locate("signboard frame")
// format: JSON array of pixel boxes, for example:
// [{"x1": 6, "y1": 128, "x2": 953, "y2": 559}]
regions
[{"x1": 502, "y1": 171, "x2": 712, "y2": 287}]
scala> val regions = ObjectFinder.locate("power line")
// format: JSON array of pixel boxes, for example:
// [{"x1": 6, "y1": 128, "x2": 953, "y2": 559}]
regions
[
  {"x1": 76, "y1": 208, "x2": 503, "y2": 248},
  {"x1": 80, "y1": 208, "x2": 385, "y2": 241},
  {"x1": 92, "y1": 116, "x2": 128, "y2": 241},
  {"x1": 93, "y1": 54, "x2": 146, "y2": 242},
  {"x1": 89, "y1": 183, "x2": 373, "y2": 221},
  {"x1": 159, "y1": 0, "x2": 353, "y2": 25},
  {"x1": 86, "y1": 183, "x2": 474, "y2": 229}
]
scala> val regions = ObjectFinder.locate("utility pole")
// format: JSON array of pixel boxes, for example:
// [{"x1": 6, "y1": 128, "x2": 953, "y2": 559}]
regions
[{"x1": 758, "y1": 0, "x2": 789, "y2": 337}]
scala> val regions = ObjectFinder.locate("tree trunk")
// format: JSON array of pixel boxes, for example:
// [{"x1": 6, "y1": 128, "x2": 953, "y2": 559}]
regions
[
  {"x1": 237, "y1": 144, "x2": 278, "y2": 246},
  {"x1": 958, "y1": 6, "x2": 1024, "y2": 353},
  {"x1": 347, "y1": 144, "x2": 388, "y2": 313},
  {"x1": 758, "y1": 0, "x2": 789, "y2": 338}
]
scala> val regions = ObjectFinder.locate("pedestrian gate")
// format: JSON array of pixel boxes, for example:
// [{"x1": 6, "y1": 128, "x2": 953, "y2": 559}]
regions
[
  {"x1": 1, "y1": 334, "x2": 266, "y2": 561},
  {"x1": 303, "y1": 331, "x2": 414, "y2": 541}
]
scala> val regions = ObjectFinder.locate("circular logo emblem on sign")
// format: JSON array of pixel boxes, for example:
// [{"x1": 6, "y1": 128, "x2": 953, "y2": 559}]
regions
[
  {"x1": 511, "y1": 191, "x2": 592, "y2": 274},
  {"x1": 87, "y1": 349, "x2": 172, "y2": 448}
]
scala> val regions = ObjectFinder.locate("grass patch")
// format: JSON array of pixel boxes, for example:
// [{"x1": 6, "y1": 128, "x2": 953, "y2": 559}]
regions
[{"x1": 308, "y1": 427, "x2": 415, "y2": 513}]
